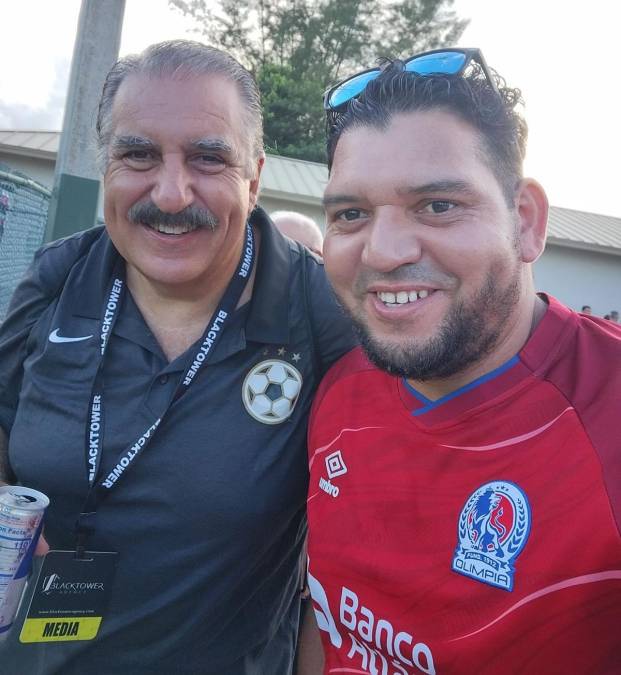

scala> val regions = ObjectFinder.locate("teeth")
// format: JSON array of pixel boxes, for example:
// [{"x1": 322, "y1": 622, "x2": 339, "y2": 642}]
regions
[
  {"x1": 378, "y1": 289, "x2": 434, "y2": 306},
  {"x1": 150, "y1": 223, "x2": 198, "y2": 235}
]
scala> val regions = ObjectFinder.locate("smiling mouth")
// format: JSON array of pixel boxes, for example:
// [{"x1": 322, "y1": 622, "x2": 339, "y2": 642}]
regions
[
  {"x1": 146, "y1": 222, "x2": 200, "y2": 236},
  {"x1": 376, "y1": 289, "x2": 437, "y2": 307}
]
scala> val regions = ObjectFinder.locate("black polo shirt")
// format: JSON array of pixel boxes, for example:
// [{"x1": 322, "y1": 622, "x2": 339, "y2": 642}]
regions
[{"x1": 0, "y1": 207, "x2": 355, "y2": 674}]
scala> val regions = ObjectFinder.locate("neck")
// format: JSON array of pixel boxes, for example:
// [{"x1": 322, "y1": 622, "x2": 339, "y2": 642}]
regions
[
  {"x1": 407, "y1": 292, "x2": 547, "y2": 401},
  {"x1": 127, "y1": 227, "x2": 259, "y2": 362}
]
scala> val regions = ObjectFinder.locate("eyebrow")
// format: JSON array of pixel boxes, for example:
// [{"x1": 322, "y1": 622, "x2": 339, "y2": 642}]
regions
[
  {"x1": 110, "y1": 135, "x2": 156, "y2": 152},
  {"x1": 322, "y1": 193, "x2": 363, "y2": 207},
  {"x1": 396, "y1": 180, "x2": 476, "y2": 197},
  {"x1": 323, "y1": 180, "x2": 476, "y2": 207},
  {"x1": 190, "y1": 138, "x2": 233, "y2": 154}
]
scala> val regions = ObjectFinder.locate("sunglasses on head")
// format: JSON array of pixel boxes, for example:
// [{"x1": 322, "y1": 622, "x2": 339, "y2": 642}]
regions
[{"x1": 323, "y1": 48, "x2": 498, "y2": 112}]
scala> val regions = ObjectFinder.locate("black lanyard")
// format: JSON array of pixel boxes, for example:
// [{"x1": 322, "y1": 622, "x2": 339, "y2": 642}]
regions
[{"x1": 75, "y1": 224, "x2": 255, "y2": 556}]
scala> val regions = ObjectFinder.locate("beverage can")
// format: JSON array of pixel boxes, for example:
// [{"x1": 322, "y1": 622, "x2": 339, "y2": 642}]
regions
[{"x1": 0, "y1": 485, "x2": 49, "y2": 638}]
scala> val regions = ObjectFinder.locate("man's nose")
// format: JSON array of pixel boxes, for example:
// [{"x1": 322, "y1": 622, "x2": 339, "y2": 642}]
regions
[
  {"x1": 361, "y1": 208, "x2": 423, "y2": 272},
  {"x1": 150, "y1": 158, "x2": 194, "y2": 213}
]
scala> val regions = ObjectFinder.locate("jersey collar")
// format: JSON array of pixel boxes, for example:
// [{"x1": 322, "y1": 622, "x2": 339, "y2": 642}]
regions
[{"x1": 398, "y1": 294, "x2": 574, "y2": 427}]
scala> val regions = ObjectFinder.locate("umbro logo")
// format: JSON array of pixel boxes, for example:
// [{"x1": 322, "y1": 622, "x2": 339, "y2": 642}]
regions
[
  {"x1": 325, "y1": 450, "x2": 347, "y2": 479},
  {"x1": 319, "y1": 450, "x2": 348, "y2": 499},
  {"x1": 48, "y1": 328, "x2": 93, "y2": 344}
]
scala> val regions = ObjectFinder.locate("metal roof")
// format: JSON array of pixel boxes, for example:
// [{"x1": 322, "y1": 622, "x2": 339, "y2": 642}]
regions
[
  {"x1": 2, "y1": 129, "x2": 620, "y2": 254},
  {"x1": 0, "y1": 130, "x2": 60, "y2": 158},
  {"x1": 546, "y1": 206, "x2": 621, "y2": 255}
]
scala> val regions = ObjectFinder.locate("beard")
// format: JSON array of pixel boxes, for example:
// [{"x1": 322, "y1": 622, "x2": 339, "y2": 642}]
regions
[{"x1": 344, "y1": 264, "x2": 521, "y2": 381}]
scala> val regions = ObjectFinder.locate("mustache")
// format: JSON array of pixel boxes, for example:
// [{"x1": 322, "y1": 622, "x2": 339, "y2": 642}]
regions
[
  {"x1": 127, "y1": 201, "x2": 219, "y2": 230},
  {"x1": 354, "y1": 263, "x2": 455, "y2": 293}
]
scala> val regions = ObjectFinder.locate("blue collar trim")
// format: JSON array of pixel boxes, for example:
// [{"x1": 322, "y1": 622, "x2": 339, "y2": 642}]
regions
[{"x1": 405, "y1": 355, "x2": 520, "y2": 416}]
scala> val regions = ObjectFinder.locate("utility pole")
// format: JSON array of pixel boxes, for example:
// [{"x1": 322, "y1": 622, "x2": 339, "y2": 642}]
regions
[{"x1": 45, "y1": 0, "x2": 125, "y2": 242}]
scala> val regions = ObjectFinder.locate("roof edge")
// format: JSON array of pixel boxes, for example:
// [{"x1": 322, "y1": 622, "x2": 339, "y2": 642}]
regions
[
  {"x1": 0, "y1": 143, "x2": 56, "y2": 161},
  {"x1": 546, "y1": 236, "x2": 621, "y2": 257}
]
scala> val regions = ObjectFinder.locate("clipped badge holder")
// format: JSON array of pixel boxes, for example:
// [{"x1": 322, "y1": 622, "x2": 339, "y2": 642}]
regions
[{"x1": 19, "y1": 550, "x2": 118, "y2": 643}]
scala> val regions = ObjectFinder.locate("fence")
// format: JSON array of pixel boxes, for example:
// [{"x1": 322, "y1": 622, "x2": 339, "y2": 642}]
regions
[{"x1": 0, "y1": 164, "x2": 50, "y2": 319}]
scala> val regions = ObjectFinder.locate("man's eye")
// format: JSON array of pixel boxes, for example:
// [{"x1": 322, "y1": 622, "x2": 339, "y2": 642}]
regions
[
  {"x1": 336, "y1": 209, "x2": 363, "y2": 222},
  {"x1": 193, "y1": 154, "x2": 226, "y2": 172},
  {"x1": 423, "y1": 201, "x2": 455, "y2": 214},
  {"x1": 124, "y1": 150, "x2": 153, "y2": 162}
]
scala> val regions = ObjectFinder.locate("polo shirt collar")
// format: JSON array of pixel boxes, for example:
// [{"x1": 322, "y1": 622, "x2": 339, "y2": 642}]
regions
[
  {"x1": 245, "y1": 206, "x2": 291, "y2": 345},
  {"x1": 71, "y1": 207, "x2": 292, "y2": 346}
]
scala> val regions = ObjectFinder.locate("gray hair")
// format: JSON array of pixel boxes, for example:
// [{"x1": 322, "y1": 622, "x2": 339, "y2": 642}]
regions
[{"x1": 96, "y1": 40, "x2": 264, "y2": 176}]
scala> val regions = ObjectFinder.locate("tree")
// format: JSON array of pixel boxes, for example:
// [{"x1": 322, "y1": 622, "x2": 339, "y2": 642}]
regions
[{"x1": 170, "y1": 0, "x2": 467, "y2": 163}]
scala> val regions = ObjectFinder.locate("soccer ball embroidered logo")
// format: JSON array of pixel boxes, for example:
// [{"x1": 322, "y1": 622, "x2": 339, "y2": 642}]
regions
[
  {"x1": 242, "y1": 359, "x2": 303, "y2": 425},
  {"x1": 452, "y1": 480, "x2": 531, "y2": 591}
]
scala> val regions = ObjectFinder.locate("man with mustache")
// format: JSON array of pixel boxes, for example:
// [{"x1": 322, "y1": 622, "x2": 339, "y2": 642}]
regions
[
  {"x1": 0, "y1": 40, "x2": 353, "y2": 673},
  {"x1": 303, "y1": 50, "x2": 621, "y2": 673}
]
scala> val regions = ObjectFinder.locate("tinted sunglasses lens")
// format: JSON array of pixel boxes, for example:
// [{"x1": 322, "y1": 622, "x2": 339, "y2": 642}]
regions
[
  {"x1": 329, "y1": 70, "x2": 380, "y2": 108},
  {"x1": 405, "y1": 51, "x2": 467, "y2": 75}
]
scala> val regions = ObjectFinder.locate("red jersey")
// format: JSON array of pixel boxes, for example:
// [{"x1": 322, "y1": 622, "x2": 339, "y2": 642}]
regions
[{"x1": 307, "y1": 297, "x2": 621, "y2": 675}]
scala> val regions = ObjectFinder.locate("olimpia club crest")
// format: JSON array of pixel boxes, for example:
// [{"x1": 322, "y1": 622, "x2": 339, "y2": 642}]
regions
[
  {"x1": 242, "y1": 359, "x2": 303, "y2": 425},
  {"x1": 452, "y1": 481, "x2": 531, "y2": 591}
]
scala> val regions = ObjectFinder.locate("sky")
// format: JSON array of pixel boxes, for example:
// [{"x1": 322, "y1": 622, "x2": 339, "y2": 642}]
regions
[{"x1": 1, "y1": 0, "x2": 620, "y2": 217}]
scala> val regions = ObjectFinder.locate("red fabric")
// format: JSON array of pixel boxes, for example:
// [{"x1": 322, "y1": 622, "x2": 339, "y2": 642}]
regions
[{"x1": 307, "y1": 297, "x2": 621, "y2": 675}]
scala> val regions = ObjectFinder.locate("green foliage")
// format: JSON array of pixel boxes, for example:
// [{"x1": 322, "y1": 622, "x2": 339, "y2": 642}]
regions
[{"x1": 170, "y1": 0, "x2": 467, "y2": 163}]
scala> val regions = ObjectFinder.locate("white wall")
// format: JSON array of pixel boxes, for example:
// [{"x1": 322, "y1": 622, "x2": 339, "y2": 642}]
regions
[
  {"x1": 534, "y1": 244, "x2": 621, "y2": 317},
  {"x1": 0, "y1": 154, "x2": 55, "y2": 189}
]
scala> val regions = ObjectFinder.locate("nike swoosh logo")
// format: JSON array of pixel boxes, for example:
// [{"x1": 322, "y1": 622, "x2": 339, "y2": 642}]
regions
[{"x1": 48, "y1": 328, "x2": 93, "y2": 344}]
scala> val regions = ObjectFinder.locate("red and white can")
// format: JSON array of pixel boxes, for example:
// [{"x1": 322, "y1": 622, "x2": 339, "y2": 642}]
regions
[{"x1": 0, "y1": 485, "x2": 49, "y2": 638}]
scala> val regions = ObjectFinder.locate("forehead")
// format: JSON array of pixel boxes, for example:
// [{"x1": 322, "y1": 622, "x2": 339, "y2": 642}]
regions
[
  {"x1": 110, "y1": 72, "x2": 246, "y2": 145},
  {"x1": 327, "y1": 110, "x2": 497, "y2": 198}
]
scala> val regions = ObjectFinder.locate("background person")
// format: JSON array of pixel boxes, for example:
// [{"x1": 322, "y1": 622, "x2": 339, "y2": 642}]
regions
[
  {"x1": 0, "y1": 40, "x2": 354, "y2": 674},
  {"x1": 303, "y1": 49, "x2": 621, "y2": 674},
  {"x1": 272, "y1": 210, "x2": 324, "y2": 256}
]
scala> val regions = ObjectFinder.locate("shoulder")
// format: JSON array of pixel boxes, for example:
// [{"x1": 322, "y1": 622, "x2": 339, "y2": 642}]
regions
[
  {"x1": 312, "y1": 347, "x2": 378, "y2": 412},
  {"x1": 30, "y1": 226, "x2": 107, "y2": 295},
  {"x1": 544, "y1": 306, "x2": 621, "y2": 398},
  {"x1": 3, "y1": 226, "x2": 107, "y2": 327}
]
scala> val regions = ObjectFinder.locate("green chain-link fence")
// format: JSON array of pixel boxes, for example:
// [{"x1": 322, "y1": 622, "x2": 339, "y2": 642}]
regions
[{"x1": 0, "y1": 164, "x2": 50, "y2": 320}]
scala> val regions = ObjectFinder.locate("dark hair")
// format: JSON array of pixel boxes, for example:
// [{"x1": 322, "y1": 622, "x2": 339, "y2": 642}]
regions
[
  {"x1": 326, "y1": 59, "x2": 527, "y2": 206},
  {"x1": 96, "y1": 40, "x2": 263, "y2": 176}
]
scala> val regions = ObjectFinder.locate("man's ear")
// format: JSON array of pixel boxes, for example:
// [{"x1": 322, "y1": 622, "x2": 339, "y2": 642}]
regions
[
  {"x1": 515, "y1": 178, "x2": 548, "y2": 263},
  {"x1": 248, "y1": 154, "x2": 265, "y2": 215}
]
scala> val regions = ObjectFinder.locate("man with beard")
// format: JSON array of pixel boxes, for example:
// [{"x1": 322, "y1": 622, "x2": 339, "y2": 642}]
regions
[
  {"x1": 301, "y1": 49, "x2": 621, "y2": 674},
  {"x1": 0, "y1": 41, "x2": 354, "y2": 673}
]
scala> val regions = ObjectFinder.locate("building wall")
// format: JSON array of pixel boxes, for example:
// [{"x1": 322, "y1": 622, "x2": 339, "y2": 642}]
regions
[
  {"x1": 0, "y1": 154, "x2": 55, "y2": 189},
  {"x1": 534, "y1": 244, "x2": 621, "y2": 316}
]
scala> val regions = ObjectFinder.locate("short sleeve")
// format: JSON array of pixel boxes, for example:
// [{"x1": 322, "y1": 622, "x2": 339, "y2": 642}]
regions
[
  {"x1": 0, "y1": 253, "x2": 54, "y2": 433},
  {"x1": 0, "y1": 227, "x2": 102, "y2": 434}
]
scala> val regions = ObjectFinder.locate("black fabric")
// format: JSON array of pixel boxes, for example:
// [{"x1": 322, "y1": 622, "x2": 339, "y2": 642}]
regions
[{"x1": 0, "y1": 207, "x2": 355, "y2": 674}]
